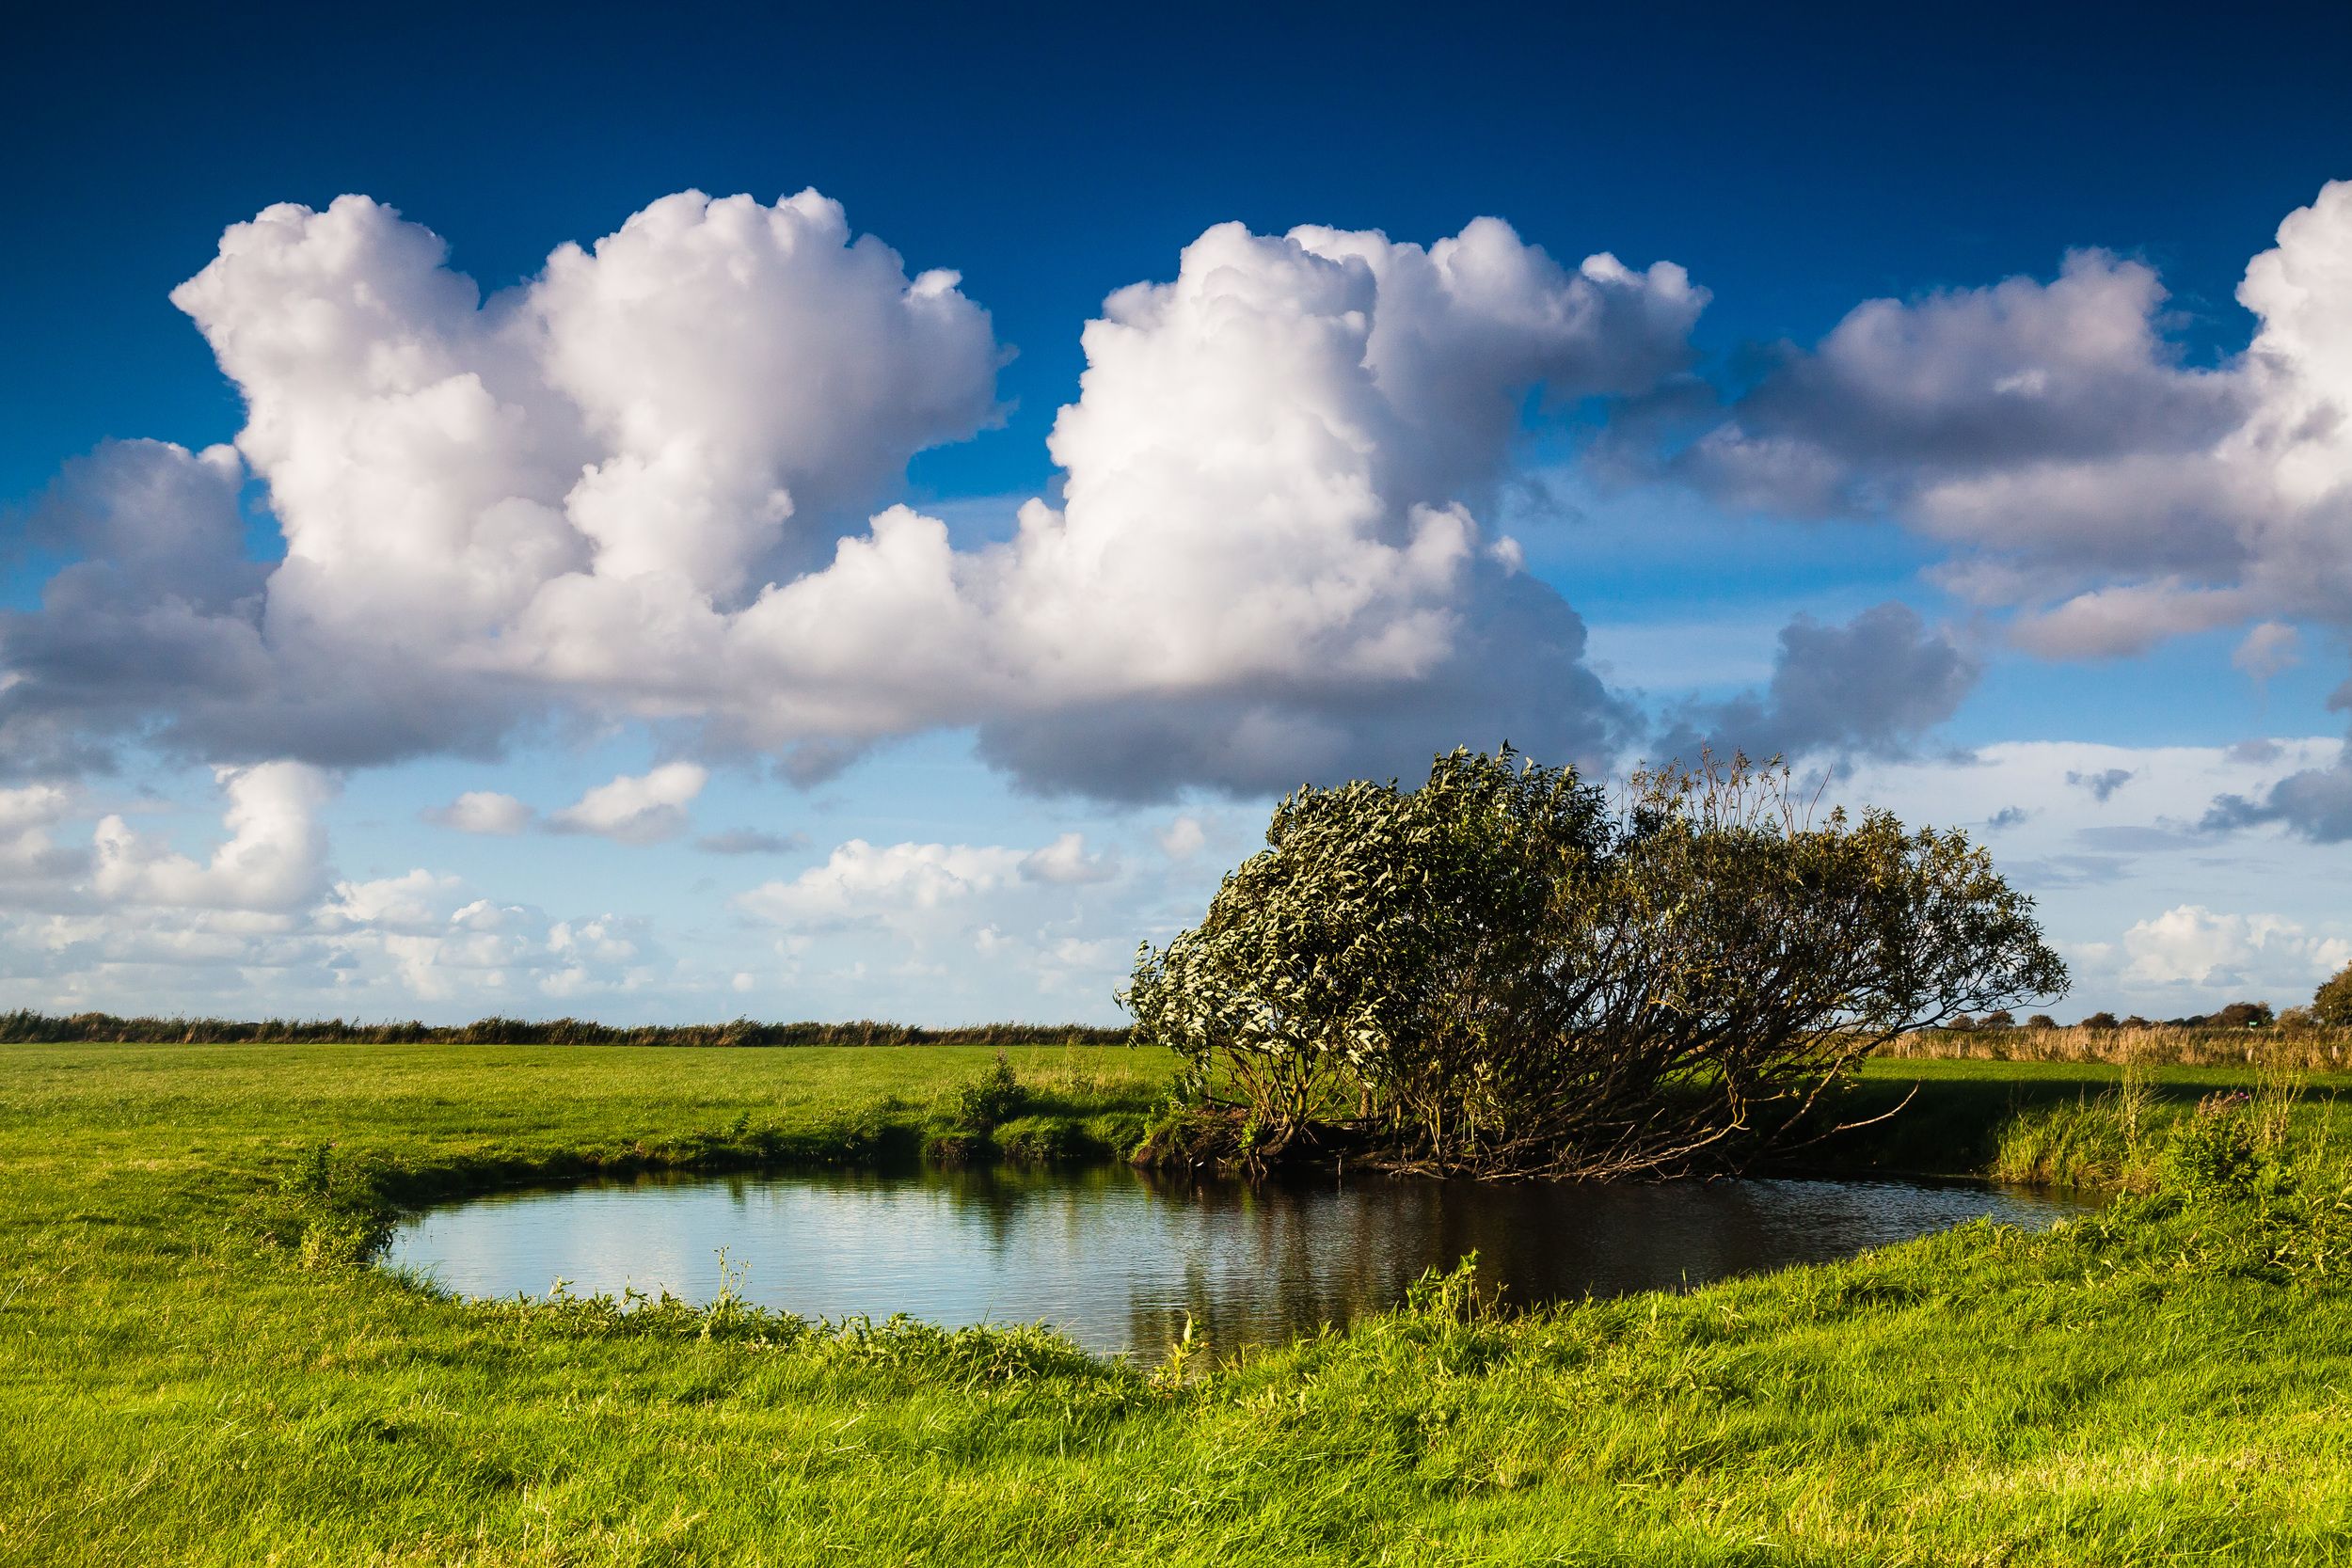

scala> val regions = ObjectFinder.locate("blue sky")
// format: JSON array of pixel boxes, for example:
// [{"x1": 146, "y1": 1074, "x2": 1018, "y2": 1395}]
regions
[{"x1": 5, "y1": 0, "x2": 2352, "y2": 1022}]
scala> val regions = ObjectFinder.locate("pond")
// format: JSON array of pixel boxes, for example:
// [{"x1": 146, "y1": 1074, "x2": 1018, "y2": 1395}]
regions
[{"x1": 386, "y1": 1164, "x2": 2096, "y2": 1361}]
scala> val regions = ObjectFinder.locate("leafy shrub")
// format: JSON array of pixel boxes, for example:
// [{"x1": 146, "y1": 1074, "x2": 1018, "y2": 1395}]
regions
[
  {"x1": 2080, "y1": 1011, "x2": 2120, "y2": 1030},
  {"x1": 2216, "y1": 1001, "x2": 2275, "y2": 1029},
  {"x1": 2026, "y1": 1014, "x2": 2058, "y2": 1029},
  {"x1": 2161, "y1": 1094, "x2": 2266, "y2": 1201}
]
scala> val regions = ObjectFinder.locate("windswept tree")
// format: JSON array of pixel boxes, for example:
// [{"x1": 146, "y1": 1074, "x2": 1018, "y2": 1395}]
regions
[
  {"x1": 2314, "y1": 964, "x2": 2352, "y2": 1027},
  {"x1": 1124, "y1": 749, "x2": 2067, "y2": 1179},
  {"x1": 1124, "y1": 747, "x2": 1613, "y2": 1162}
]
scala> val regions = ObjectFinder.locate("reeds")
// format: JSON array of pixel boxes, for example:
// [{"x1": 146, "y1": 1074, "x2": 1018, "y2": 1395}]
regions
[
  {"x1": 2118, "y1": 1035, "x2": 2154, "y2": 1157},
  {"x1": 1877, "y1": 1022, "x2": 2352, "y2": 1070},
  {"x1": 2252, "y1": 1044, "x2": 2311, "y2": 1153}
]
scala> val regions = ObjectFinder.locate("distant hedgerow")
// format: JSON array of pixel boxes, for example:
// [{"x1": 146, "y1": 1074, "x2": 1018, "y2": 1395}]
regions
[{"x1": 0, "y1": 1010, "x2": 1129, "y2": 1048}]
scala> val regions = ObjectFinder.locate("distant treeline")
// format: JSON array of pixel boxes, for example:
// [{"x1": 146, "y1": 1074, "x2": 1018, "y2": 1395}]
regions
[{"x1": 0, "y1": 1011, "x2": 1133, "y2": 1048}]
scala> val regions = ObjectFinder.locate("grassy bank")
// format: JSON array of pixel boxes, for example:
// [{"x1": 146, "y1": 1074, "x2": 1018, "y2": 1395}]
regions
[
  {"x1": 0, "y1": 1037, "x2": 1167, "y2": 1211},
  {"x1": 11, "y1": 1038, "x2": 2352, "y2": 1563}
]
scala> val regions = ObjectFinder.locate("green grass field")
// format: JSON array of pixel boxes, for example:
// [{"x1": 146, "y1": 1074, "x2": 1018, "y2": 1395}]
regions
[{"x1": 9, "y1": 1038, "x2": 2352, "y2": 1564}]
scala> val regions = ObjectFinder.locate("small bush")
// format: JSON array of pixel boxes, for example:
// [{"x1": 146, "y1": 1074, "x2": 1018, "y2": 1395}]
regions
[
  {"x1": 2161, "y1": 1094, "x2": 2266, "y2": 1201},
  {"x1": 2080, "y1": 1011, "x2": 2120, "y2": 1030},
  {"x1": 953, "y1": 1053, "x2": 1026, "y2": 1132},
  {"x1": 244, "y1": 1141, "x2": 397, "y2": 1268}
]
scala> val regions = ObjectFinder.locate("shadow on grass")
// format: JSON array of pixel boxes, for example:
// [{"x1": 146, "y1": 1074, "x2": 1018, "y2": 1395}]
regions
[{"x1": 1798, "y1": 1073, "x2": 2151, "y2": 1177}]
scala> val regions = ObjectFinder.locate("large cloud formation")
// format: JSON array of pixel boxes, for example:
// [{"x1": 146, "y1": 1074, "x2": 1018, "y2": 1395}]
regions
[
  {"x1": 2, "y1": 193, "x2": 1708, "y2": 799},
  {"x1": 1667, "y1": 180, "x2": 2352, "y2": 832},
  {"x1": 1673, "y1": 192, "x2": 2352, "y2": 654}
]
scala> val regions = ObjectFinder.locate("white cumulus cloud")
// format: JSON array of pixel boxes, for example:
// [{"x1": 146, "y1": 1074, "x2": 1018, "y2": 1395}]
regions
[
  {"x1": 548, "y1": 763, "x2": 708, "y2": 846},
  {"x1": 736, "y1": 840, "x2": 1028, "y2": 932},
  {"x1": 0, "y1": 783, "x2": 88, "y2": 903},
  {"x1": 422, "y1": 790, "x2": 536, "y2": 835},
  {"x1": 1676, "y1": 180, "x2": 2352, "y2": 663},
  {"x1": 2118, "y1": 904, "x2": 2352, "y2": 990},
  {"x1": 0, "y1": 770, "x2": 688, "y2": 1012},
  {"x1": 89, "y1": 762, "x2": 336, "y2": 911},
  {"x1": 1153, "y1": 815, "x2": 1208, "y2": 862},
  {"x1": 1020, "y1": 832, "x2": 1119, "y2": 885},
  {"x1": 732, "y1": 833, "x2": 1146, "y2": 1002},
  {"x1": 0, "y1": 195, "x2": 1702, "y2": 799}
]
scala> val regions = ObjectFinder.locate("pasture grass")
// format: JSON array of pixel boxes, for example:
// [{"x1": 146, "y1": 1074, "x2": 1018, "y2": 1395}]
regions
[{"x1": 8, "y1": 1038, "x2": 2352, "y2": 1563}]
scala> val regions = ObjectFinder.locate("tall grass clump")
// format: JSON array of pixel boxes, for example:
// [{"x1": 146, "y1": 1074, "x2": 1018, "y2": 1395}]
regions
[
  {"x1": 477, "y1": 1266, "x2": 1118, "y2": 1385},
  {"x1": 1992, "y1": 1041, "x2": 2329, "y2": 1195}
]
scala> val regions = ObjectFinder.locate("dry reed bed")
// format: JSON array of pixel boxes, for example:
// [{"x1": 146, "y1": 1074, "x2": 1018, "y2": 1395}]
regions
[{"x1": 1877, "y1": 1024, "x2": 2352, "y2": 1069}]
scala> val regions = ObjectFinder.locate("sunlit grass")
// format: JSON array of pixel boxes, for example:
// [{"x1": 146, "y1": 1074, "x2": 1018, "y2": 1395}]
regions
[{"x1": 9, "y1": 1038, "x2": 2352, "y2": 1563}]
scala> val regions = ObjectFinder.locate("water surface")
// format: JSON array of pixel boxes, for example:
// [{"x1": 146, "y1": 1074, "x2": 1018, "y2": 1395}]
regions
[{"x1": 387, "y1": 1164, "x2": 2094, "y2": 1360}]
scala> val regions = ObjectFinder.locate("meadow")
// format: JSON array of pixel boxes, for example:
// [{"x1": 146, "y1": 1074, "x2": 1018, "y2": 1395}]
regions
[{"x1": 8, "y1": 1036, "x2": 2352, "y2": 1564}]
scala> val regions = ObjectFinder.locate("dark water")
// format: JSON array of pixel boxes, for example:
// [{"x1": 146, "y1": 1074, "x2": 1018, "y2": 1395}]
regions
[{"x1": 385, "y1": 1164, "x2": 2095, "y2": 1360}]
